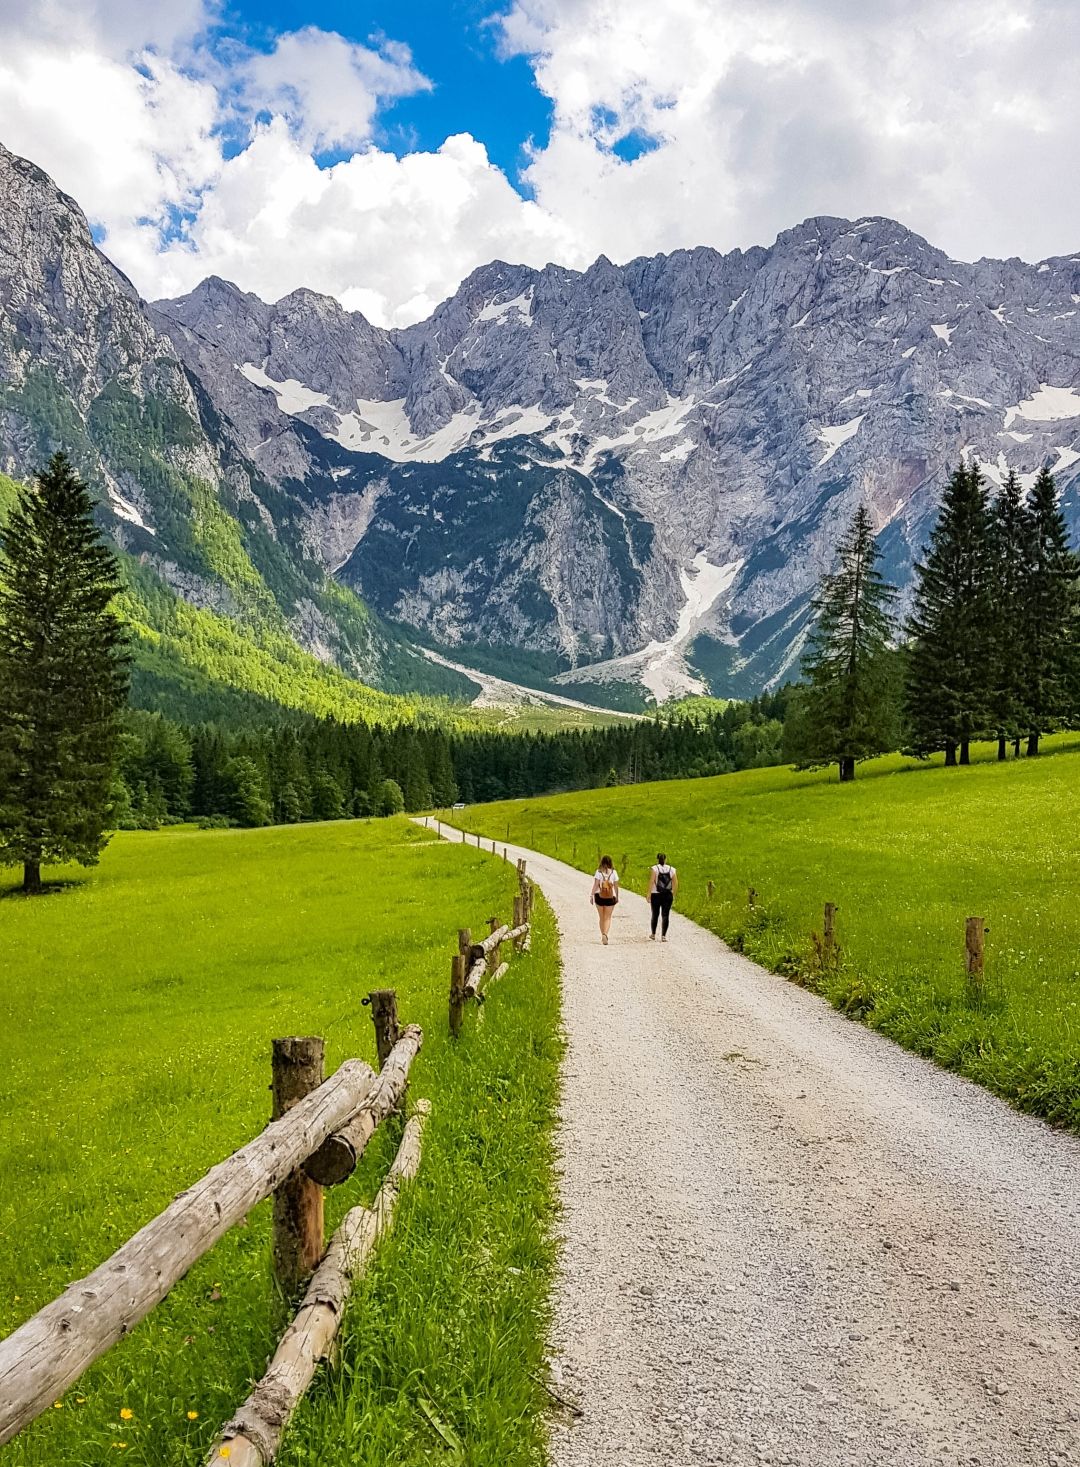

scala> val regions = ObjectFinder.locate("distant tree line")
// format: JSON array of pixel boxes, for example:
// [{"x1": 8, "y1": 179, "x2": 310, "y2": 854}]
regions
[
  {"x1": 788, "y1": 462, "x2": 1080, "y2": 779},
  {"x1": 112, "y1": 693, "x2": 794, "y2": 829}
]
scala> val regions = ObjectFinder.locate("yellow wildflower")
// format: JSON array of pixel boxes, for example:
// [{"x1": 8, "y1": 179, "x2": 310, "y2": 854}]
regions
[
  {"x1": 119, "y1": 1408, "x2": 133, "y2": 1421},
  {"x1": 220, "y1": 1449, "x2": 231, "y2": 1460},
  {"x1": 52, "y1": 1401, "x2": 63, "y2": 1410},
  {"x1": 187, "y1": 1411, "x2": 199, "y2": 1421}
]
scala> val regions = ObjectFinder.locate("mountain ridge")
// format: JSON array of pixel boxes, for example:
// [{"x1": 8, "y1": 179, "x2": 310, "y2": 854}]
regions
[
  {"x1": 154, "y1": 207, "x2": 1080, "y2": 695},
  {"x1": 4, "y1": 136, "x2": 1080, "y2": 704}
]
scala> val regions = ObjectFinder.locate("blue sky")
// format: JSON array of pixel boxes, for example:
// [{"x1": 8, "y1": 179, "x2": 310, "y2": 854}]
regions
[
  {"x1": 2, "y1": 0, "x2": 1077, "y2": 325},
  {"x1": 235, "y1": 0, "x2": 552, "y2": 184}
]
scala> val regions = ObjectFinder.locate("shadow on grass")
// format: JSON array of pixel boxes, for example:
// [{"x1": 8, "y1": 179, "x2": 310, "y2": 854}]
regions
[{"x1": 0, "y1": 878, "x2": 86, "y2": 900}]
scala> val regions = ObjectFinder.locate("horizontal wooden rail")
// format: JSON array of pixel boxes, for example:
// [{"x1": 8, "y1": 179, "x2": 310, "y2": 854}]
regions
[
  {"x1": 463, "y1": 957, "x2": 488, "y2": 1000},
  {"x1": 304, "y1": 1025, "x2": 423, "y2": 1187},
  {"x1": 209, "y1": 1101, "x2": 431, "y2": 1467},
  {"x1": 481, "y1": 961, "x2": 510, "y2": 993},
  {"x1": 0, "y1": 1059, "x2": 380, "y2": 1446},
  {"x1": 475, "y1": 924, "x2": 510, "y2": 956}
]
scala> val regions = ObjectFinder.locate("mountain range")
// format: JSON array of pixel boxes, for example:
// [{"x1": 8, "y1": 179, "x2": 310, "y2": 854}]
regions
[{"x1": 3, "y1": 138, "x2": 1080, "y2": 710}]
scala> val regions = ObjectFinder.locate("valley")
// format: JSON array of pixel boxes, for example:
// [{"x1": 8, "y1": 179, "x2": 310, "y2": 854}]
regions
[{"x1": 5, "y1": 138, "x2": 1080, "y2": 710}]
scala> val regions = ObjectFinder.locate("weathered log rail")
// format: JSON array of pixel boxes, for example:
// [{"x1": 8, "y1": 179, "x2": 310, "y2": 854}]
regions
[
  {"x1": 208, "y1": 1101, "x2": 431, "y2": 1467},
  {"x1": 0, "y1": 997, "x2": 427, "y2": 1456},
  {"x1": 449, "y1": 856, "x2": 535, "y2": 1036}
]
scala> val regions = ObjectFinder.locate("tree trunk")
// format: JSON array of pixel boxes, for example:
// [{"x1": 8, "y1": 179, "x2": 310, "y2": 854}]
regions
[
  {"x1": 959, "y1": 740, "x2": 971, "y2": 765},
  {"x1": 22, "y1": 860, "x2": 41, "y2": 895},
  {"x1": 944, "y1": 744, "x2": 957, "y2": 767},
  {"x1": 1027, "y1": 731, "x2": 1040, "y2": 757},
  {"x1": 997, "y1": 736, "x2": 1007, "y2": 762},
  {"x1": 838, "y1": 756, "x2": 855, "y2": 783},
  {"x1": 1013, "y1": 736, "x2": 1022, "y2": 758}
]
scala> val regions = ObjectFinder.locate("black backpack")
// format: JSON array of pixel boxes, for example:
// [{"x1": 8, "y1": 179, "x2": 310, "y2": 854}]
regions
[{"x1": 656, "y1": 866, "x2": 673, "y2": 893}]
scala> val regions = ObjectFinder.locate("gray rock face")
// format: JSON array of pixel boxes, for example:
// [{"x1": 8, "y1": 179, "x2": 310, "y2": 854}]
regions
[
  {"x1": 0, "y1": 141, "x2": 414, "y2": 690},
  {"x1": 158, "y1": 210, "x2": 1080, "y2": 694},
  {"x1": 6, "y1": 132, "x2": 1080, "y2": 701}
]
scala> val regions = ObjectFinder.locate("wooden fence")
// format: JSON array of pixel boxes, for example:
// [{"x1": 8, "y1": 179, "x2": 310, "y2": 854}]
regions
[
  {"x1": 449, "y1": 856, "x2": 534, "y2": 1037},
  {"x1": 710, "y1": 883, "x2": 989, "y2": 993},
  {"x1": 0, "y1": 997, "x2": 427, "y2": 1462}
]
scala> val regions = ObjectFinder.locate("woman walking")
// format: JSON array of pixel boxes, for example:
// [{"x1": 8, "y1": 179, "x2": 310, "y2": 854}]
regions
[
  {"x1": 648, "y1": 852, "x2": 678, "y2": 941},
  {"x1": 590, "y1": 855, "x2": 620, "y2": 944}
]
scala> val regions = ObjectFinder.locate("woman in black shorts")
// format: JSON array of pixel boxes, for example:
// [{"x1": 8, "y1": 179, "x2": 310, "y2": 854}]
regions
[{"x1": 590, "y1": 855, "x2": 620, "y2": 945}]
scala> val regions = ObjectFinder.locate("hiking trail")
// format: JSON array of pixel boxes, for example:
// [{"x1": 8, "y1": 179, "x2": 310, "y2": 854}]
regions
[{"x1": 421, "y1": 820, "x2": 1080, "y2": 1467}]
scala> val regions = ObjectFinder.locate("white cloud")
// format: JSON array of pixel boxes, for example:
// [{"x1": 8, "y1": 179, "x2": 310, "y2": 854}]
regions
[
  {"x1": 2, "y1": 0, "x2": 1079, "y2": 327},
  {"x1": 501, "y1": 0, "x2": 1080, "y2": 270},
  {"x1": 242, "y1": 27, "x2": 430, "y2": 152},
  {"x1": 148, "y1": 124, "x2": 577, "y2": 326}
]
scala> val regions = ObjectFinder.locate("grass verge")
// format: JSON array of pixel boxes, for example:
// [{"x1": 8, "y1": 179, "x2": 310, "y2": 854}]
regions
[
  {"x1": 0, "y1": 819, "x2": 562, "y2": 1466},
  {"x1": 461, "y1": 734, "x2": 1080, "y2": 1130}
]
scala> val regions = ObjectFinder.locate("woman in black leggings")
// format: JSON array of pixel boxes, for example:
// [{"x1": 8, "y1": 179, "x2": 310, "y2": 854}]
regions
[{"x1": 648, "y1": 852, "x2": 678, "y2": 941}]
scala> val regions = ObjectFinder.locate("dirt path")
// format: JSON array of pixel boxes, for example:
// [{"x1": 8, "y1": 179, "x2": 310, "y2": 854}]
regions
[{"x1": 422, "y1": 822, "x2": 1080, "y2": 1467}]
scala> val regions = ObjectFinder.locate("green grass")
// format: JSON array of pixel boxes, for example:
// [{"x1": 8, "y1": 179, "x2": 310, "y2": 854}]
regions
[
  {"x1": 0, "y1": 820, "x2": 561, "y2": 1465},
  {"x1": 462, "y1": 733, "x2": 1080, "y2": 1129}
]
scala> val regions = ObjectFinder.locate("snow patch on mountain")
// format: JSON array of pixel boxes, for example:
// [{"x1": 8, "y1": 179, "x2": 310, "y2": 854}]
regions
[
  {"x1": 818, "y1": 415, "x2": 866, "y2": 466},
  {"x1": 555, "y1": 555, "x2": 741, "y2": 702},
  {"x1": 1003, "y1": 384, "x2": 1080, "y2": 430},
  {"x1": 239, "y1": 363, "x2": 330, "y2": 415},
  {"x1": 475, "y1": 289, "x2": 533, "y2": 325}
]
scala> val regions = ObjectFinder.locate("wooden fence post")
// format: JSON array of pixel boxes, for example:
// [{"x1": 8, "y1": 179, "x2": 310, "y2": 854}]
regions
[
  {"x1": 271, "y1": 1037, "x2": 325, "y2": 1293},
  {"x1": 450, "y1": 955, "x2": 467, "y2": 1038},
  {"x1": 823, "y1": 903, "x2": 837, "y2": 964},
  {"x1": 747, "y1": 886, "x2": 757, "y2": 909},
  {"x1": 458, "y1": 927, "x2": 472, "y2": 958},
  {"x1": 965, "y1": 916, "x2": 986, "y2": 992},
  {"x1": 707, "y1": 880, "x2": 715, "y2": 901},
  {"x1": 367, "y1": 989, "x2": 400, "y2": 1070}
]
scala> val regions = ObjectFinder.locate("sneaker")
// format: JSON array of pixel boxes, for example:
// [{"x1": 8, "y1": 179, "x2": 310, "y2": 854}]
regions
[
  {"x1": 602, "y1": 933, "x2": 608, "y2": 945},
  {"x1": 661, "y1": 935, "x2": 667, "y2": 943},
  {"x1": 649, "y1": 932, "x2": 656, "y2": 941}
]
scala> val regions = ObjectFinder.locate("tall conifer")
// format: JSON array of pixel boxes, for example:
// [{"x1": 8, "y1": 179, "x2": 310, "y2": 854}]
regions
[
  {"x1": 790, "y1": 504, "x2": 897, "y2": 781},
  {"x1": 906, "y1": 462, "x2": 993, "y2": 764},
  {"x1": 1020, "y1": 466, "x2": 1078, "y2": 754},
  {"x1": 988, "y1": 470, "x2": 1029, "y2": 760},
  {"x1": 0, "y1": 453, "x2": 130, "y2": 892}
]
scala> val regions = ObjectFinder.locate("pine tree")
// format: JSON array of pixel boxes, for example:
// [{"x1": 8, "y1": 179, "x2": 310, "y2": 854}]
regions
[
  {"x1": 791, "y1": 505, "x2": 897, "y2": 781},
  {"x1": 1020, "y1": 466, "x2": 1079, "y2": 754},
  {"x1": 906, "y1": 462, "x2": 993, "y2": 765},
  {"x1": 402, "y1": 734, "x2": 432, "y2": 812},
  {"x1": 987, "y1": 471, "x2": 1029, "y2": 760},
  {"x1": 0, "y1": 453, "x2": 130, "y2": 892}
]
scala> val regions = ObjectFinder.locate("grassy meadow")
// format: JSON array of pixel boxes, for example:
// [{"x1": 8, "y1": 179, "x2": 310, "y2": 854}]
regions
[
  {"x1": 463, "y1": 733, "x2": 1080, "y2": 1128},
  {"x1": 0, "y1": 819, "x2": 561, "y2": 1466}
]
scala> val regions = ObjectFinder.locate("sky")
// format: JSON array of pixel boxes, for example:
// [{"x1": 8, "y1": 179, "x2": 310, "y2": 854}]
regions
[{"x1": 1, "y1": 0, "x2": 1078, "y2": 326}]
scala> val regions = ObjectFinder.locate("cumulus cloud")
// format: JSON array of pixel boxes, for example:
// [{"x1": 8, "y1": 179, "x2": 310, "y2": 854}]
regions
[
  {"x1": 149, "y1": 124, "x2": 577, "y2": 325},
  {"x1": 242, "y1": 27, "x2": 430, "y2": 152},
  {"x1": 1, "y1": 0, "x2": 1078, "y2": 326},
  {"x1": 502, "y1": 0, "x2": 1080, "y2": 268}
]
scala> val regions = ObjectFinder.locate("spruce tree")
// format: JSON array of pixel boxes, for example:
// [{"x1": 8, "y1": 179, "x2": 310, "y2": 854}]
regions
[
  {"x1": 987, "y1": 471, "x2": 1029, "y2": 760},
  {"x1": 906, "y1": 462, "x2": 993, "y2": 765},
  {"x1": 791, "y1": 505, "x2": 897, "y2": 781},
  {"x1": 1020, "y1": 466, "x2": 1079, "y2": 754},
  {"x1": 0, "y1": 453, "x2": 130, "y2": 892}
]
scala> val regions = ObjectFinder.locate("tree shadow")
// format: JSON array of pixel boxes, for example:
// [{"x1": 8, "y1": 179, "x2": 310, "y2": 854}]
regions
[{"x1": 0, "y1": 878, "x2": 85, "y2": 901}]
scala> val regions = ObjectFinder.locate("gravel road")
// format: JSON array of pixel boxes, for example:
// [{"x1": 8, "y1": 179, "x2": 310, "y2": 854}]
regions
[{"x1": 424, "y1": 823, "x2": 1080, "y2": 1467}]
